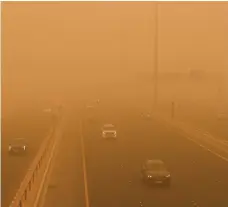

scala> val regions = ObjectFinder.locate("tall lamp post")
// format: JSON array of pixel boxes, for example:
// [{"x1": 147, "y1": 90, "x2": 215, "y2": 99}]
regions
[{"x1": 153, "y1": 2, "x2": 159, "y2": 110}]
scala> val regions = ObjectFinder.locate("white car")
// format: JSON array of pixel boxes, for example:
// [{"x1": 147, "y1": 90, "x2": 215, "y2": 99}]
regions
[
  {"x1": 8, "y1": 138, "x2": 27, "y2": 155},
  {"x1": 102, "y1": 124, "x2": 117, "y2": 139}
]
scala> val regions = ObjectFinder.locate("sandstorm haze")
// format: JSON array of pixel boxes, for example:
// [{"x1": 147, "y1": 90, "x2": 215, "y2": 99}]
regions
[{"x1": 2, "y1": 2, "x2": 228, "y2": 116}]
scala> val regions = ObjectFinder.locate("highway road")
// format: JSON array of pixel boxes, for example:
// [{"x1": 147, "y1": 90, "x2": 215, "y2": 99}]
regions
[
  {"x1": 178, "y1": 104, "x2": 228, "y2": 140},
  {"x1": 158, "y1": 101, "x2": 228, "y2": 141},
  {"x1": 42, "y1": 100, "x2": 228, "y2": 207},
  {"x1": 2, "y1": 107, "x2": 53, "y2": 207}
]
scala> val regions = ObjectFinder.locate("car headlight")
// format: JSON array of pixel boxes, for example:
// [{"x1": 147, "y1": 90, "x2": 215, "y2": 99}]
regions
[
  {"x1": 147, "y1": 175, "x2": 152, "y2": 178},
  {"x1": 165, "y1": 174, "x2": 170, "y2": 178},
  {"x1": 8, "y1": 146, "x2": 12, "y2": 150},
  {"x1": 23, "y1": 146, "x2": 26, "y2": 150}
]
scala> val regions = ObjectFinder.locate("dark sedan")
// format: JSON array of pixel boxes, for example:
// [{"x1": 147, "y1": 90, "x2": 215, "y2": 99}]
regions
[{"x1": 141, "y1": 159, "x2": 171, "y2": 186}]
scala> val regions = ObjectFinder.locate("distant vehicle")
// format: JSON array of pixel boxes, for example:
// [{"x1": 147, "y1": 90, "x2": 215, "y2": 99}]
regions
[
  {"x1": 101, "y1": 124, "x2": 117, "y2": 139},
  {"x1": 141, "y1": 113, "x2": 152, "y2": 120},
  {"x1": 141, "y1": 159, "x2": 171, "y2": 186},
  {"x1": 8, "y1": 138, "x2": 27, "y2": 156}
]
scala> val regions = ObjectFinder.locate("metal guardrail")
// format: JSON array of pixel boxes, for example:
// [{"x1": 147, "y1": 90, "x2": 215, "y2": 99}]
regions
[
  {"x1": 194, "y1": 129, "x2": 228, "y2": 148},
  {"x1": 8, "y1": 112, "x2": 61, "y2": 207},
  {"x1": 153, "y1": 112, "x2": 228, "y2": 160},
  {"x1": 177, "y1": 122, "x2": 228, "y2": 154}
]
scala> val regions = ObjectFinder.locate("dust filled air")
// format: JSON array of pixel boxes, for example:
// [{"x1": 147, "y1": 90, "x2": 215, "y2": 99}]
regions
[{"x1": 1, "y1": 2, "x2": 228, "y2": 207}]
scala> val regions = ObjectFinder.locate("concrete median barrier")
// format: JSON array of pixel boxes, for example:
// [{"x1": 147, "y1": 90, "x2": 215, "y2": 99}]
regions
[{"x1": 8, "y1": 111, "x2": 63, "y2": 207}]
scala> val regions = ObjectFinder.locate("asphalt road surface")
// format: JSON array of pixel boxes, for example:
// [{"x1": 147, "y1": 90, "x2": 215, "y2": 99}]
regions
[
  {"x1": 42, "y1": 102, "x2": 228, "y2": 207},
  {"x1": 158, "y1": 101, "x2": 228, "y2": 140},
  {"x1": 2, "y1": 107, "x2": 53, "y2": 207},
  {"x1": 177, "y1": 104, "x2": 228, "y2": 140}
]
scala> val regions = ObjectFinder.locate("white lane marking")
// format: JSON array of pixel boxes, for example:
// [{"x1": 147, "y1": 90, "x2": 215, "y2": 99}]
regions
[
  {"x1": 80, "y1": 120, "x2": 90, "y2": 207},
  {"x1": 192, "y1": 128, "x2": 228, "y2": 149},
  {"x1": 184, "y1": 134, "x2": 228, "y2": 162},
  {"x1": 156, "y1": 116, "x2": 228, "y2": 162}
]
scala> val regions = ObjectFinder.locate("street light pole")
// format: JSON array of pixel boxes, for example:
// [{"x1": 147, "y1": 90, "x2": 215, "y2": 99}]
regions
[{"x1": 153, "y1": 2, "x2": 158, "y2": 110}]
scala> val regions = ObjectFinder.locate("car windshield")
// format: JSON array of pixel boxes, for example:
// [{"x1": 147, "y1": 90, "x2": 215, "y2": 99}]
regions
[
  {"x1": 146, "y1": 162, "x2": 165, "y2": 171},
  {"x1": 11, "y1": 139, "x2": 25, "y2": 145},
  {"x1": 103, "y1": 125, "x2": 114, "y2": 130}
]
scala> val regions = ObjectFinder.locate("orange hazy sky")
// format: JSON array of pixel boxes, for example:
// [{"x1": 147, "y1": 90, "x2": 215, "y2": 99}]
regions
[{"x1": 2, "y1": 2, "x2": 228, "y2": 106}]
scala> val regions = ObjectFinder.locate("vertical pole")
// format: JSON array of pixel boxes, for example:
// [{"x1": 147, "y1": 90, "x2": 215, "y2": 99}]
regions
[
  {"x1": 153, "y1": 3, "x2": 158, "y2": 110},
  {"x1": 0, "y1": 2, "x2": 2, "y2": 205}
]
